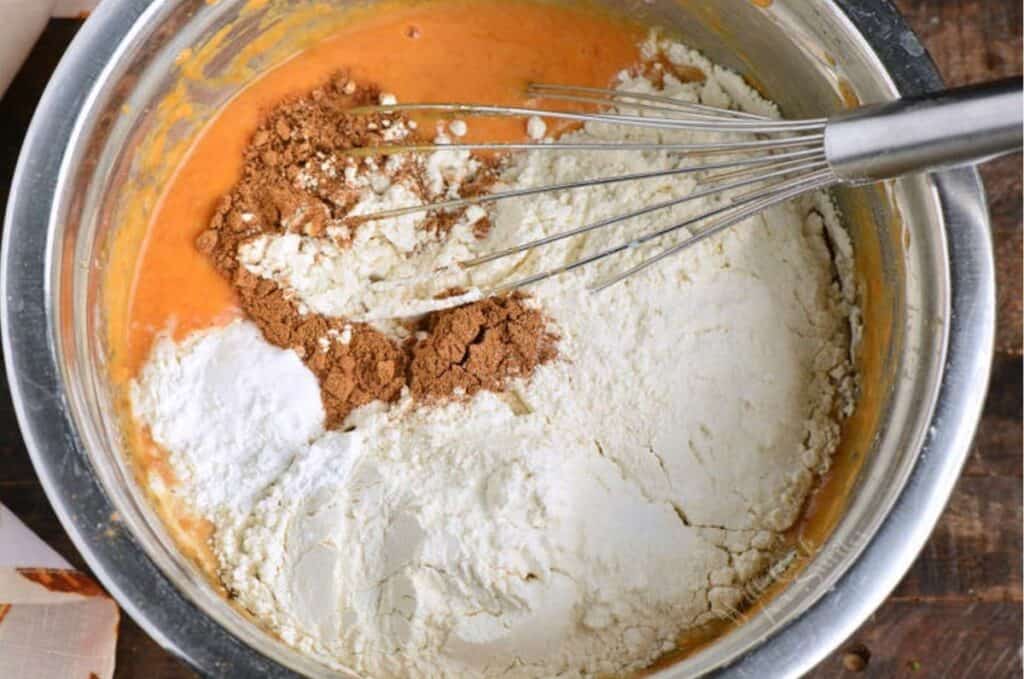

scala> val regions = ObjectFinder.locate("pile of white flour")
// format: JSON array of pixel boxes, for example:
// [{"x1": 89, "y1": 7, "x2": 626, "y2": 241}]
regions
[{"x1": 132, "y1": 33, "x2": 858, "y2": 678}]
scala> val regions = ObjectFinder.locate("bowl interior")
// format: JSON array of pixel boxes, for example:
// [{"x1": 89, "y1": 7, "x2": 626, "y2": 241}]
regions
[{"x1": 51, "y1": 0, "x2": 948, "y2": 676}]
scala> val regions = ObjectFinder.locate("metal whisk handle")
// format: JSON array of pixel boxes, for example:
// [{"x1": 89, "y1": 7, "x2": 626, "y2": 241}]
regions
[{"x1": 824, "y1": 77, "x2": 1023, "y2": 183}]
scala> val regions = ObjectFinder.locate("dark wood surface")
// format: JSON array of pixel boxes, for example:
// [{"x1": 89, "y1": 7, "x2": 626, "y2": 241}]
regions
[{"x1": 1, "y1": 2, "x2": 1019, "y2": 677}]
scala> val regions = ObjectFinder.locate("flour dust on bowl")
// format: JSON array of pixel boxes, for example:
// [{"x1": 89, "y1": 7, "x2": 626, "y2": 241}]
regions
[{"x1": 1, "y1": 1, "x2": 994, "y2": 678}]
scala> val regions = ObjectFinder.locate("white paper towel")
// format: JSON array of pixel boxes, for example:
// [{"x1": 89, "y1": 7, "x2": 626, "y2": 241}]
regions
[
  {"x1": 0, "y1": 0, "x2": 102, "y2": 98},
  {"x1": 0, "y1": 505, "x2": 118, "y2": 679},
  {"x1": 0, "y1": 0, "x2": 57, "y2": 98},
  {"x1": 53, "y1": 0, "x2": 101, "y2": 17}
]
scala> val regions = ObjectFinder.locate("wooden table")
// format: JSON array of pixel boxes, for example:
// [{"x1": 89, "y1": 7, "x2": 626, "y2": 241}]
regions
[{"x1": 1, "y1": 2, "x2": 1019, "y2": 677}]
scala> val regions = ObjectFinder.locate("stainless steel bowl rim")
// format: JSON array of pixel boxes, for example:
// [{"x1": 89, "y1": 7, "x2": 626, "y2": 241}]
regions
[{"x1": 1, "y1": 1, "x2": 994, "y2": 677}]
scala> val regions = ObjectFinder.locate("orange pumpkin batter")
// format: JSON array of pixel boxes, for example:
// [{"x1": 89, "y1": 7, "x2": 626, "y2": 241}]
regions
[{"x1": 107, "y1": 0, "x2": 643, "y2": 384}]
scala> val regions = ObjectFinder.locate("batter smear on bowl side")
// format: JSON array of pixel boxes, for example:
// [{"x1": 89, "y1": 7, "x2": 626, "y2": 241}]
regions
[{"x1": 122, "y1": 4, "x2": 859, "y2": 677}]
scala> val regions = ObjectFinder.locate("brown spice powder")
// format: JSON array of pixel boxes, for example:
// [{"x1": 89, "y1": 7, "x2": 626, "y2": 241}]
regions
[
  {"x1": 640, "y1": 55, "x2": 706, "y2": 89},
  {"x1": 409, "y1": 295, "x2": 558, "y2": 402},
  {"x1": 197, "y1": 73, "x2": 556, "y2": 427}
]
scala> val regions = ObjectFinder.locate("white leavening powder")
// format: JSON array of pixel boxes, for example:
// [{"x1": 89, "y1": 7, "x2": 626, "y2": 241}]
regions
[
  {"x1": 132, "y1": 33, "x2": 859, "y2": 679},
  {"x1": 131, "y1": 321, "x2": 325, "y2": 517}
]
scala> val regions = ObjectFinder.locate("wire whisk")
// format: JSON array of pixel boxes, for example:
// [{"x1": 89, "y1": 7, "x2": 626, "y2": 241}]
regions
[{"x1": 348, "y1": 78, "x2": 1021, "y2": 293}]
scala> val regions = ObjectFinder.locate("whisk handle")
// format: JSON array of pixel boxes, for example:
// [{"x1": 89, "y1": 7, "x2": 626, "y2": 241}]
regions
[{"x1": 824, "y1": 77, "x2": 1022, "y2": 183}]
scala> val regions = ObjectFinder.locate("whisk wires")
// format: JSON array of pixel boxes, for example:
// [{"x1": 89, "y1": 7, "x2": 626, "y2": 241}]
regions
[{"x1": 344, "y1": 82, "x2": 836, "y2": 292}]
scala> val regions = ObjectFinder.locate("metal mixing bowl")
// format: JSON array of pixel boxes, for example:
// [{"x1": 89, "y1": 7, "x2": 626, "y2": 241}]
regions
[{"x1": 1, "y1": 1, "x2": 994, "y2": 676}]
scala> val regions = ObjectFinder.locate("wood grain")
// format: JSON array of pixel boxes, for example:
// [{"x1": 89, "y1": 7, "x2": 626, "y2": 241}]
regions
[{"x1": 0, "y1": 3, "x2": 1019, "y2": 678}]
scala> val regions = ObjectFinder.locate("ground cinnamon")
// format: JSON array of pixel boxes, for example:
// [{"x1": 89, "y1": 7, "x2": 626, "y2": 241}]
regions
[
  {"x1": 641, "y1": 55, "x2": 706, "y2": 89},
  {"x1": 409, "y1": 295, "x2": 558, "y2": 402},
  {"x1": 198, "y1": 73, "x2": 556, "y2": 427}
]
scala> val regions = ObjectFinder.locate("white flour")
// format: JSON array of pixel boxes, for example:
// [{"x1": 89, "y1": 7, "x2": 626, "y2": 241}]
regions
[{"x1": 132, "y1": 33, "x2": 858, "y2": 679}]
